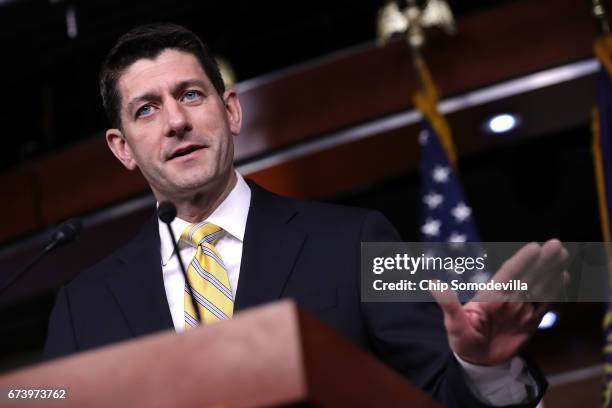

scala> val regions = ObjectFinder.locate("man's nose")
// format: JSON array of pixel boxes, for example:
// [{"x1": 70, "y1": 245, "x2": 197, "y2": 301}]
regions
[{"x1": 164, "y1": 100, "x2": 191, "y2": 136}]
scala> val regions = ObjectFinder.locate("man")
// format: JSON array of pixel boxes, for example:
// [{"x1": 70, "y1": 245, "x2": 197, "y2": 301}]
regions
[{"x1": 44, "y1": 23, "x2": 567, "y2": 407}]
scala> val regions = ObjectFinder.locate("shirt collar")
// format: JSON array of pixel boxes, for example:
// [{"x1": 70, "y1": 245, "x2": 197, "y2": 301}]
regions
[{"x1": 158, "y1": 171, "x2": 251, "y2": 266}]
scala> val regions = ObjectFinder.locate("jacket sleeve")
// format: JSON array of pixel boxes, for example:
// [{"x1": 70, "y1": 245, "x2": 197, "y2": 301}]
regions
[
  {"x1": 358, "y1": 210, "x2": 547, "y2": 408},
  {"x1": 42, "y1": 287, "x2": 78, "y2": 360}
]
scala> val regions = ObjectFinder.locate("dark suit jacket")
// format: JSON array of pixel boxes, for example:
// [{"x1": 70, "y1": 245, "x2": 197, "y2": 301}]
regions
[{"x1": 44, "y1": 182, "x2": 546, "y2": 407}]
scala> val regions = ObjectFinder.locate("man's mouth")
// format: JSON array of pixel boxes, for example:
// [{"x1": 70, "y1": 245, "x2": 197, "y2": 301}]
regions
[{"x1": 167, "y1": 144, "x2": 205, "y2": 160}]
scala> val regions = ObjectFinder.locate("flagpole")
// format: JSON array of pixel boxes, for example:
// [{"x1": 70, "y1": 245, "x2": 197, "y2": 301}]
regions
[
  {"x1": 589, "y1": 2, "x2": 612, "y2": 407},
  {"x1": 402, "y1": 1, "x2": 458, "y2": 167}
]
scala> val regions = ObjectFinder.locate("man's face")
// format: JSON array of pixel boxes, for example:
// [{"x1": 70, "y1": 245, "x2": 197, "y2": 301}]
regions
[{"x1": 105, "y1": 49, "x2": 241, "y2": 201}]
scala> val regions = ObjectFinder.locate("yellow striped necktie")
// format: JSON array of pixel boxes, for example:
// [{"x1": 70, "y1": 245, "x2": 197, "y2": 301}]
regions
[{"x1": 180, "y1": 222, "x2": 234, "y2": 328}]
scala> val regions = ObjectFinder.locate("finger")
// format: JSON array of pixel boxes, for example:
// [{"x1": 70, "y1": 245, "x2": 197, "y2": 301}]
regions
[
  {"x1": 559, "y1": 244, "x2": 569, "y2": 265},
  {"x1": 539, "y1": 239, "x2": 566, "y2": 268},
  {"x1": 562, "y1": 270, "x2": 571, "y2": 286},
  {"x1": 479, "y1": 301, "x2": 520, "y2": 319},
  {"x1": 502, "y1": 301, "x2": 526, "y2": 318},
  {"x1": 429, "y1": 282, "x2": 468, "y2": 331},
  {"x1": 530, "y1": 268, "x2": 564, "y2": 302},
  {"x1": 529, "y1": 241, "x2": 564, "y2": 282},
  {"x1": 493, "y1": 242, "x2": 541, "y2": 284},
  {"x1": 528, "y1": 241, "x2": 568, "y2": 299},
  {"x1": 430, "y1": 281, "x2": 461, "y2": 313},
  {"x1": 521, "y1": 240, "x2": 564, "y2": 289},
  {"x1": 517, "y1": 302, "x2": 536, "y2": 326},
  {"x1": 487, "y1": 243, "x2": 541, "y2": 302}
]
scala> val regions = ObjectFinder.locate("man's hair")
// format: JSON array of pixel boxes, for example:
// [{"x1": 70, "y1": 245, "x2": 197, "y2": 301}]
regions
[{"x1": 99, "y1": 22, "x2": 225, "y2": 129}]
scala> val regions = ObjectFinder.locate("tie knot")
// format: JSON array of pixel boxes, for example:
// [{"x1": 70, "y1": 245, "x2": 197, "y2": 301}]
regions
[{"x1": 180, "y1": 222, "x2": 224, "y2": 247}]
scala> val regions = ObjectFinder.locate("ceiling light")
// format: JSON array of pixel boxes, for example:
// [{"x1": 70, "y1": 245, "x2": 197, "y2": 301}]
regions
[
  {"x1": 485, "y1": 113, "x2": 520, "y2": 134},
  {"x1": 538, "y1": 310, "x2": 557, "y2": 330}
]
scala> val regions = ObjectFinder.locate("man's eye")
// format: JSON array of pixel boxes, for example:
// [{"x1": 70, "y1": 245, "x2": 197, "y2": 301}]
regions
[
  {"x1": 183, "y1": 90, "x2": 201, "y2": 102},
  {"x1": 136, "y1": 105, "x2": 153, "y2": 118}
]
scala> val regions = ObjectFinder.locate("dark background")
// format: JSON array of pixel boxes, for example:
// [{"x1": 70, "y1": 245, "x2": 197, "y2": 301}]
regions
[{"x1": 0, "y1": 0, "x2": 515, "y2": 172}]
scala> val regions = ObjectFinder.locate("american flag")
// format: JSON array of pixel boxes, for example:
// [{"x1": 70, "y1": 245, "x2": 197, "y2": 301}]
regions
[
  {"x1": 418, "y1": 119, "x2": 489, "y2": 299},
  {"x1": 418, "y1": 119, "x2": 480, "y2": 244}
]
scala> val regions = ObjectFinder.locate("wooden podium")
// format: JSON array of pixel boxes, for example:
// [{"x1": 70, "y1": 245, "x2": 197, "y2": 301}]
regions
[{"x1": 0, "y1": 300, "x2": 440, "y2": 407}]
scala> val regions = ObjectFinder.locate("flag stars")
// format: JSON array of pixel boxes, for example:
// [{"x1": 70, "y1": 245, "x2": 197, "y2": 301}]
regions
[
  {"x1": 452, "y1": 202, "x2": 471, "y2": 222},
  {"x1": 448, "y1": 232, "x2": 467, "y2": 243},
  {"x1": 470, "y1": 271, "x2": 490, "y2": 284},
  {"x1": 423, "y1": 192, "x2": 444, "y2": 209},
  {"x1": 432, "y1": 165, "x2": 450, "y2": 183},
  {"x1": 419, "y1": 130, "x2": 429, "y2": 145},
  {"x1": 421, "y1": 218, "x2": 442, "y2": 237}
]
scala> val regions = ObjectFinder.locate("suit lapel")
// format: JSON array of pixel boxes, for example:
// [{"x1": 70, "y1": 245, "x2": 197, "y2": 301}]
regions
[
  {"x1": 234, "y1": 182, "x2": 306, "y2": 312},
  {"x1": 106, "y1": 213, "x2": 174, "y2": 336},
  {"x1": 103, "y1": 182, "x2": 305, "y2": 328}
]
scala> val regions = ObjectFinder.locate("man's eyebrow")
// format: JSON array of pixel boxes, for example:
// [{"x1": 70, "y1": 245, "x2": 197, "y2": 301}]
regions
[
  {"x1": 172, "y1": 79, "x2": 208, "y2": 95},
  {"x1": 126, "y1": 92, "x2": 160, "y2": 114},
  {"x1": 125, "y1": 79, "x2": 209, "y2": 114}
]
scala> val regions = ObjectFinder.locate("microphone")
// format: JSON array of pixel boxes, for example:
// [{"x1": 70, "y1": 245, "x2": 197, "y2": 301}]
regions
[
  {"x1": 158, "y1": 201, "x2": 177, "y2": 224},
  {"x1": 0, "y1": 218, "x2": 83, "y2": 294},
  {"x1": 44, "y1": 218, "x2": 83, "y2": 253},
  {"x1": 158, "y1": 201, "x2": 201, "y2": 325}
]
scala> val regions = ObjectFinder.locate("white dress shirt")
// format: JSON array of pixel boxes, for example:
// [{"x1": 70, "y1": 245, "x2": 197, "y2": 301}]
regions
[
  {"x1": 157, "y1": 170, "x2": 536, "y2": 406},
  {"x1": 159, "y1": 171, "x2": 251, "y2": 332}
]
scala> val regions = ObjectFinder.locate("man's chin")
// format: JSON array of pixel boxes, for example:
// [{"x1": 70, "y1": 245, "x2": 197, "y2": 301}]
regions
[
  {"x1": 154, "y1": 168, "x2": 232, "y2": 200},
  {"x1": 174, "y1": 180, "x2": 214, "y2": 195},
  {"x1": 171, "y1": 175, "x2": 224, "y2": 197}
]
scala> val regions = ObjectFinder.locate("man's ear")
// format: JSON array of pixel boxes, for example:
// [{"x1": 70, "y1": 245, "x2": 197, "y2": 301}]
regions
[
  {"x1": 223, "y1": 89, "x2": 242, "y2": 136},
  {"x1": 106, "y1": 128, "x2": 138, "y2": 170}
]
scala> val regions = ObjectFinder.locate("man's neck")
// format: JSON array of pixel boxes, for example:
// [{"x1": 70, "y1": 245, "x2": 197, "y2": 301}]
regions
[{"x1": 170, "y1": 171, "x2": 238, "y2": 223}]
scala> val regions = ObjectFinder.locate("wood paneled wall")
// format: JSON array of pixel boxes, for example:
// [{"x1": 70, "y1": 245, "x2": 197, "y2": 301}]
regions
[{"x1": 0, "y1": 0, "x2": 596, "y2": 243}]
